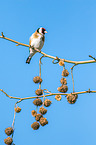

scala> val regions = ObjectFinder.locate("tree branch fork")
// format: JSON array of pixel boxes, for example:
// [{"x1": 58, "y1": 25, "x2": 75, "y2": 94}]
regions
[
  {"x1": 1, "y1": 32, "x2": 96, "y2": 137},
  {"x1": 0, "y1": 89, "x2": 96, "y2": 102},
  {"x1": 0, "y1": 32, "x2": 96, "y2": 102}
]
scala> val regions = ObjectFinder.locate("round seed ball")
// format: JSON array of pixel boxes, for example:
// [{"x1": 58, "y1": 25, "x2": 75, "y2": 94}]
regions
[
  {"x1": 62, "y1": 69, "x2": 69, "y2": 77},
  {"x1": 55, "y1": 95, "x2": 62, "y2": 101},
  {"x1": 4, "y1": 137, "x2": 13, "y2": 145},
  {"x1": 57, "y1": 85, "x2": 68, "y2": 93},
  {"x1": 5, "y1": 127, "x2": 13, "y2": 136},
  {"x1": 15, "y1": 106, "x2": 21, "y2": 113},
  {"x1": 33, "y1": 98, "x2": 42, "y2": 106},
  {"x1": 35, "y1": 89, "x2": 43, "y2": 96},
  {"x1": 59, "y1": 60, "x2": 64, "y2": 66},
  {"x1": 39, "y1": 117, "x2": 48, "y2": 126},
  {"x1": 44, "y1": 99, "x2": 52, "y2": 107},
  {"x1": 60, "y1": 78, "x2": 67, "y2": 85},
  {"x1": 33, "y1": 76, "x2": 42, "y2": 84},
  {"x1": 39, "y1": 107, "x2": 47, "y2": 115},
  {"x1": 35, "y1": 114, "x2": 43, "y2": 121},
  {"x1": 66, "y1": 94, "x2": 78, "y2": 104},
  {"x1": 31, "y1": 122, "x2": 40, "y2": 130},
  {"x1": 31, "y1": 110, "x2": 37, "y2": 117}
]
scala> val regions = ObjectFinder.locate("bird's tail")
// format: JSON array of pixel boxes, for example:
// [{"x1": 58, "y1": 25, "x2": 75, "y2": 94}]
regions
[
  {"x1": 26, "y1": 56, "x2": 32, "y2": 64},
  {"x1": 26, "y1": 52, "x2": 36, "y2": 64}
]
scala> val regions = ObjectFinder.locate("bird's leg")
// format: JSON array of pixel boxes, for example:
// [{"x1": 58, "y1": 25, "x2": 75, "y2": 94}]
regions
[
  {"x1": 30, "y1": 45, "x2": 41, "y2": 53},
  {"x1": 34, "y1": 48, "x2": 41, "y2": 53}
]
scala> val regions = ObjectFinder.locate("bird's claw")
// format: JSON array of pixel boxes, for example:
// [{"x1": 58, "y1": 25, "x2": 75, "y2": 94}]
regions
[{"x1": 34, "y1": 48, "x2": 41, "y2": 53}]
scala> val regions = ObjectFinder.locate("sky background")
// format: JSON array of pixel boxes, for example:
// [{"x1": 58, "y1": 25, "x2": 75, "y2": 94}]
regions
[{"x1": 0, "y1": 0, "x2": 96, "y2": 145}]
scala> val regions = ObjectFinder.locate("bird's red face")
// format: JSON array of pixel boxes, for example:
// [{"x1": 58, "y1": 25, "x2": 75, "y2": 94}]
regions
[
  {"x1": 42, "y1": 28, "x2": 47, "y2": 34},
  {"x1": 37, "y1": 27, "x2": 47, "y2": 35}
]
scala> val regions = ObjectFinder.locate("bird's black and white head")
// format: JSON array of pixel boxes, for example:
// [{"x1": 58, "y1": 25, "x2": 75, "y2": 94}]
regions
[{"x1": 37, "y1": 27, "x2": 47, "y2": 35}]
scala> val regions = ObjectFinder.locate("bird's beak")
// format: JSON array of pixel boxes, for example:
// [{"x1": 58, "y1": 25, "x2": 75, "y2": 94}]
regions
[{"x1": 44, "y1": 31, "x2": 47, "y2": 33}]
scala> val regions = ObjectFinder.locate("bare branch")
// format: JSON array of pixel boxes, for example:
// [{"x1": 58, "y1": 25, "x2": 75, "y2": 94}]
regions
[
  {"x1": 0, "y1": 89, "x2": 21, "y2": 99},
  {"x1": 0, "y1": 89, "x2": 96, "y2": 101},
  {"x1": 71, "y1": 69, "x2": 75, "y2": 92},
  {"x1": 0, "y1": 33, "x2": 96, "y2": 65}
]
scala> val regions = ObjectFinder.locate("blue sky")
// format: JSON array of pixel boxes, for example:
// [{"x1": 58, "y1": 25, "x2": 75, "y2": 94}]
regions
[{"x1": 0, "y1": 0, "x2": 96, "y2": 145}]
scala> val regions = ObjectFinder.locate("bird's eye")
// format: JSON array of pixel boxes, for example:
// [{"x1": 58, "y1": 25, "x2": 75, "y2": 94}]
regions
[{"x1": 42, "y1": 29, "x2": 45, "y2": 34}]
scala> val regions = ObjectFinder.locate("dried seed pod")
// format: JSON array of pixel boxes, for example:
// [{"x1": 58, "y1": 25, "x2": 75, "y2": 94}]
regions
[
  {"x1": 62, "y1": 69, "x2": 69, "y2": 77},
  {"x1": 31, "y1": 122, "x2": 40, "y2": 130},
  {"x1": 4, "y1": 137, "x2": 13, "y2": 145},
  {"x1": 5, "y1": 127, "x2": 13, "y2": 136},
  {"x1": 35, "y1": 89, "x2": 43, "y2": 96},
  {"x1": 33, "y1": 98, "x2": 42, "y2": 106},
  {"x1": 60, "y1": 78, "x2": 67, "y2": 85},
  {"x1": 15, "y1": 106, "x2": 21, "y2": 113},
  {"x1": 31, "y1": 110, "x2": 37, "y2": 117},
  {"x1": 35, "y1": 114, "x2": 43, "y2": 121},
  {"x1": 44, "y1": 99, "x2": 52, "y2": 107},
  {"x1": 57, "y1": 85, "x2": 68, "y2": 93},
  {"x1": 74, "y1": 94, "x2": 78, "y2": 99},
  {"x1": 55, "y1": 95, "x2": 62, "y2": 101},
  {"x1": 66, "y1": 94, "x2": 78, "y2": 104},
  {"x1": 59, "y1": 60, "x2": 64, "y2": 66},
  {"x1": 33, "y1": 76, "x2": 42, "y2": 84},
  {"x1": 39, "y1": 117, "x2": 48, "y2": 126},
  {"x1": 39, "y1": 107, "x2": 47, "y2": 115}
]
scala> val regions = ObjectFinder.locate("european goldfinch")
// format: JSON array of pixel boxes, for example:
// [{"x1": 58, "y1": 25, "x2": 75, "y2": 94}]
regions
[{"x1": 26, "y1": 27, "x2": 47, "y2": 64}]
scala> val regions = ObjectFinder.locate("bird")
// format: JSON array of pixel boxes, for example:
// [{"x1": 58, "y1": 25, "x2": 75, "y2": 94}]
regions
[{"x1": 26, "y1": 27, "x2": 47, "y2": 64}]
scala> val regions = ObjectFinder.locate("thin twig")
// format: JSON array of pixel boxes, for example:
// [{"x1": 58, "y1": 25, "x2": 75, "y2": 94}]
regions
[
  {"x1": 43, "y1": 89, "x2": 51, "y2": 94},
  {"x1": 71, "y1": 69, "x2": 75, "y2": 92},
  {"x1": 12, "y1": 109, "x2": 16, "y2": 130},
  {"x1": 12, "y1": 100, "x2": 22, "y2": 129},
  {"x1": 52, "y1": 56, "x2": 60, "y2": 64},
  {"x1": 0, "y1": 33, "x2": 96, "y2": 65},
  {"x1": 42, "y1": 92, "x2": 46, "y2": 107},
  {"x1": 71, "y1": 64, "x2": 78, "y2": 70},
  {"x1": 39, "y1": 56, "x2": 44, "y2": 89},
  {"x1": 0, "y1": 89, "x2": 21, "y2": 100},
  {"x1": 38, "y1": 56, "x2": 44, "y2": 112},
  {"x1": 0, "y1": 89, "x2": 96, "y2": 101},
  {"x1": 71, "y1": 64, "x2": 78, "y2": 92}
]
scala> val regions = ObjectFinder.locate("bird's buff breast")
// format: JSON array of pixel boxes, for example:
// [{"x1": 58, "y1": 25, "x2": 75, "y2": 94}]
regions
[{"x1": 31, "y1": 35, "x2": 44, "y2": 50}]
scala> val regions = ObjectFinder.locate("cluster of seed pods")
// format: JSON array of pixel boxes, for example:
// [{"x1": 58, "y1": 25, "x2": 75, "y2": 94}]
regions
[
  {"x1": 3, "y1": 61, "x2": 78, "y2": 144},
  {"x1": 31, "y1": 76, "x2": 52, "y2": 130},
  {"x1": 4, "y1": 107, "x2": 21, "y2": 144},
  {"x1": 58, "y1": 60, "x2": 78, "y2": 104}
]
